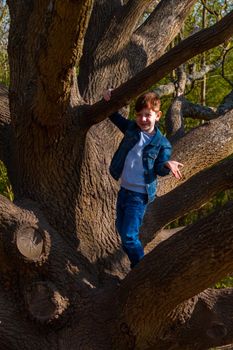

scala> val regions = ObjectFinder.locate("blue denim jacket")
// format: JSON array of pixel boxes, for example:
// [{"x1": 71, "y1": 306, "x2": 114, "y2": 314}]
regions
[{"x1": 109, "y1": 112, "x2": 172, "y2": 203}]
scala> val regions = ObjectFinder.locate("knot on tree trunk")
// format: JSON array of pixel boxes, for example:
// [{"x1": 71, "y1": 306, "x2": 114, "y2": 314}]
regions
[{"x1": 24, "y1": 281, "x2": 69, "y2": 324}]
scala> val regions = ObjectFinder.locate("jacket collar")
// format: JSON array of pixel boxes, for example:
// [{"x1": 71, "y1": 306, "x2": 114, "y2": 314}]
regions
[
  {"x1": 149, "y1": 127, "x2": 162, "y2": 146},
  {"x1": 131, "y1": 122, "x2": 162, "y2": 146}
]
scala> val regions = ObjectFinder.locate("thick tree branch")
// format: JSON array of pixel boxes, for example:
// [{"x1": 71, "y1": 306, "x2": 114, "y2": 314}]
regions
[
  {"x1": 156, "y1": 79, "x2": 232, "y2": 123},
  {"x1": 133, "y1": 0, "x2": 197, "y2": 65},
  {"x1": 79, "y1": 9, "x2": 233, "y2": 128},
  {"x1": 79, "y1": 0, "x2": 154, "y2": 99},
  {"x1": 141, "y1": 157, "x2": 233, "y2": 247},
  {"x1": 34, "y1": 0, "x2": 93, "y2": 125},
  {"x1": 7, "y1": 1, "x2": 93, "y2": 127},
  {"x1": 156, "y1": 109, "x2": 233, "y2": 197},
  {"x1": 113, "y1": 201, "x2": 233, "y2": 349},
  {"x1": 77, "y1": 0, "x2": 123, "y2": 100},
  {"x1": 96, "y1": 0, "x2": 154, "y2": 54},
  {"x1": 145, "y1": 288, "x2": 233, "y2": 350},
  {"x1": 153, "y1": 82, "x2": 176, "y2": 97},
  {"x1": 173, "y1": 288, "x2": 233, "y2": 350}
]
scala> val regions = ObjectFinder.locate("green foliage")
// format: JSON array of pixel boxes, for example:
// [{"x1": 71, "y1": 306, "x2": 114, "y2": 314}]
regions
[
  {"x1": 0, "y1": 49, "x2": 9, "y2": 85},
  {"x1": 215, "y1": 276, "x2": 233, "y2": 289},
  {"x1": 0, "y1": 1, "x2": 9, "y2": 85},
  {"x1": 0, "y1": 161, "x2": 13, "y2": 201}
]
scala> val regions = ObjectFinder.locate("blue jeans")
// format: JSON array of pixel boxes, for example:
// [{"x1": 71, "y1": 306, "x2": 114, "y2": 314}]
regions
[{"x1": 116, "y1": 187, "x2": 148, "y2": 268}]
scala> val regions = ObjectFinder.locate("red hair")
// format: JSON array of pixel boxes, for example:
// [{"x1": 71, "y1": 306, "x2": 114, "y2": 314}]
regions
[{"x1": 135, "y1": 92, "x2": 161, "y2": 112}]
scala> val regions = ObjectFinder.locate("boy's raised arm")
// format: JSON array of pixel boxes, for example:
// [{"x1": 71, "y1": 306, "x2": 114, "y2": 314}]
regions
[{"x1": 103, "y1": 89, "x2": 131, "y2": 134}]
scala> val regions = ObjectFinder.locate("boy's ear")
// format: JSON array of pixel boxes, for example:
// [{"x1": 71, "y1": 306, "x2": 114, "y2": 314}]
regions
[{"x1": 157, "y1": 111, "x2": 162, "y2": 120}]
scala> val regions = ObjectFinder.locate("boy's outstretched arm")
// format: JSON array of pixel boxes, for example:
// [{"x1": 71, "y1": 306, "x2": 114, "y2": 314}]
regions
[{"x1": 154, "y1": 143, "x2": 184, "y2": 180}]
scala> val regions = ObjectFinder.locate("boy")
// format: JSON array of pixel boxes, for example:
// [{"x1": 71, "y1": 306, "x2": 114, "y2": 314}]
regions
[{"x1": 104, "y1": 90, "x2": 183, "y2": 268}]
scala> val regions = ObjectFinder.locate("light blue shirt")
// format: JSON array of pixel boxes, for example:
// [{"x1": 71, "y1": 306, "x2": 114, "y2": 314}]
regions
[{"x1": 121, "y1": 131, "x2": 154, "y2": 193}]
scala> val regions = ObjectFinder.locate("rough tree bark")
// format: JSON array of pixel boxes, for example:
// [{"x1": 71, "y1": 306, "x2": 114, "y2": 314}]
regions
[{"x1": 1, "y1": 1, "x2": 233, "y2": 349}]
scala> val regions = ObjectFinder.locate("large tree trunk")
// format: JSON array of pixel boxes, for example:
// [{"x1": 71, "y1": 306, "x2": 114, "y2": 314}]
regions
[{"x1": 1, "y1": 1, "x2": 233, "y2": 349}]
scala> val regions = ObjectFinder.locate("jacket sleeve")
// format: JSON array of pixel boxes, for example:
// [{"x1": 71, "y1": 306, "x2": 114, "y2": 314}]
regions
[
  {"x1": 154, "y1": 139, "x2": 172, "y2": 176},
  {"x1": 109, "y1": 112, "x2": 131, "y2": 134}
]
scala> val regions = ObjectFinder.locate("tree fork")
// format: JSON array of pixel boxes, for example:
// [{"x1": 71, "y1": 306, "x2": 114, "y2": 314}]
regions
[
  {"x1": 80, "y1": 9, "x2": 233, "y2": 127},
  {"x1": 78, "y1": 0, "x2": 198, "y2": 102},
  {"x1": 94, "y1": 0, "x2": 155, "y2": 55},
  {"x1": 134, "y1": 0, "x2": 197, "y2": 64}
]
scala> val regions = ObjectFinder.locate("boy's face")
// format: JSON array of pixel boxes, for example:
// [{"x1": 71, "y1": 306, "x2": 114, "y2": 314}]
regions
[{"x1": 135, "y1": 107, "x2": 162, "y2": 134}]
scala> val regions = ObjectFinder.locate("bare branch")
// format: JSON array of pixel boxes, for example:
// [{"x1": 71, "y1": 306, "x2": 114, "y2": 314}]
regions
[
  {"x1": 188, "y1": 61, "x2": 222, "y2": 82},
  {"x1": 78, "y1": 9, "x2": 233, "y2": 128},
  {"x1": 182, "y1": 98, "x2": 218, "y2": 120},
  {"x1": 153, "y1": 61, "x2": 222, "y2": 98},
  {"x1": 113, "y1": 201, "x2": 233, "y2": 349},
  {"x1": 201, "y1": 0, "x2": 220, "y2": 19},
  {"x1": 153, "y1": 82, "x2": 176, "y2": 97},
  {"x1": 141, "y1": 157, "x2": 233, "y2": 247}
]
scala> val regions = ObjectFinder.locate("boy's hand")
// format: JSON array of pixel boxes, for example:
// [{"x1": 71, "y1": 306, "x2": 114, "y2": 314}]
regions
[
  {"x1": 165, "y1": 160, "x2": 184, "y2": 180},
  {"x1": 103, "y1": 89, "x2": 113, "y2": 101}
]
